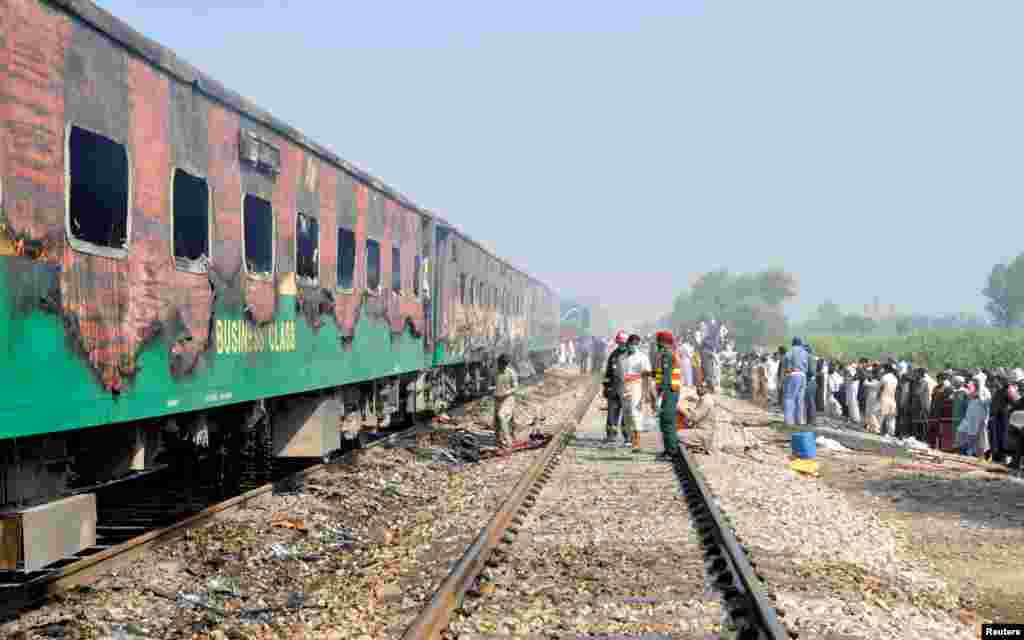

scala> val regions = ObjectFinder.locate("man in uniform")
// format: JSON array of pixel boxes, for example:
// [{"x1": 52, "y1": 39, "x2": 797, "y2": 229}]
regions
[
  {"x1": 654, "y1": 330, "x2": 682, "y2": 461},
  {"x1": 620, "y1": 334, "x2": 652, "y2": 451},
  {"x1": 493, "y1": 353, "x2": 519, "y2": 449},
  {"x1": 603, "y1": 330, "x2": 629, "y2": 444}
]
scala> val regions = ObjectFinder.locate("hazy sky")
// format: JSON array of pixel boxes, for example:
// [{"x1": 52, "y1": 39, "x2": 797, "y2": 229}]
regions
[{"x1": 98, "y1": 1, "x2": 1024, "y2": 325}]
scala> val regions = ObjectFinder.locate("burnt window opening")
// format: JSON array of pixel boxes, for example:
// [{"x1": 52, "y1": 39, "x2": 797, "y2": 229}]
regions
[
  {"x1": 477, "y1": 282, "x2": 484, "y2": 308},
  {"x1": 296, "y1": 213, "x2": 319, "y2": 283},
  {"x1": 468, "y1": 277, "x2": 475, "y2": 306},
  {"x1": 243, "y1": 195, "x2": 274, "y2": 275},
  {"x1": 337, "y1": 227, "x2": 356, "y2": 290},
  {"x1": 392, "y1": 246, "x2": 401, "y2": 294},
  {"x1": 413, "y1": 255, "x2": 422, "y2": 297},
  {"x1": 459, "y1": 274, "x2": 467, "y2": 304},
  {"x1": 68, "y1": 126, "x2": 129, "y2": 250},
  {"x1": 366, "y1": 238, "x2": 381, "y2": 291},
  {"x1": 172, "y1": 170, "x2": 209, "y2": 267}
]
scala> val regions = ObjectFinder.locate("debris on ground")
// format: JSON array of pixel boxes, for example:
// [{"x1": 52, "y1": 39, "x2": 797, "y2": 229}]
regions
[
  {"x1": 0, "y1": 370, "x2": 586, "y2": 640},
  {"x1": 816, "y1": 435, "x2": 849, "y2": 452}
]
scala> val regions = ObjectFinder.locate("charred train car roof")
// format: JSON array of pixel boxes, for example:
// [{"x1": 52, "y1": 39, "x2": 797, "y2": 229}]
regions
[{"x1": 46, "y1": 0, "x2": 556, "y2": 300}]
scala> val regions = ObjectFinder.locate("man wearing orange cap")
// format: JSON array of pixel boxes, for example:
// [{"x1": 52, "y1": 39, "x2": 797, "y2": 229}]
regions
[
  {"x1": 654, "y1": 330, "x2": 682, "y2": 461},
  {"x1": 602, "y1": 330, "x2": 630, "y2": 444}
]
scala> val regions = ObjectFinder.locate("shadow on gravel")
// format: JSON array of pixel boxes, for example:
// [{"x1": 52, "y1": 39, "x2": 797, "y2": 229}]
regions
[{"x1": 859, "y1": 473, "x2": 1024, "y2": 530}]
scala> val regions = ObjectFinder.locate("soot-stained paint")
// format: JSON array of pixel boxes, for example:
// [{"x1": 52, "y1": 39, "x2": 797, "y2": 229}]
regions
[{"x1": 0, "y1": 3, "x2": 433, "y2": 394}]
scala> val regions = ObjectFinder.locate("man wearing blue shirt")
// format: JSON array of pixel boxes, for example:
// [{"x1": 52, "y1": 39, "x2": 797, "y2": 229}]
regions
[{"x1": 783, "y1": 338, "x2": 809, "y2": 425}]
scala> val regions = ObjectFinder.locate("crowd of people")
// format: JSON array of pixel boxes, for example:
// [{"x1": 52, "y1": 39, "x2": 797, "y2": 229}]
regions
[{"x1": 730, "y1": 342, "x2": 1024, "y2": 469}]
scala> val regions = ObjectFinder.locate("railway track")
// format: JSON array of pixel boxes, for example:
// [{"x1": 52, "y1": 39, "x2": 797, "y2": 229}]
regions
[
  {"x1": 0, "y1": 369, "x2": 568, "y2": 623},
  {"x1": 0, "y1": 422, "x2": 434, "y2": 620},
  {"x1": 402, "y1": 382, "x2": 791, "y2": 640}
]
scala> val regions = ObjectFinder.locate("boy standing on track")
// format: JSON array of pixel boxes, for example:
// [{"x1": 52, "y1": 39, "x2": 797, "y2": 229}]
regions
[{"x1": 493, "y1": 354, "x2": 519, "y2": 449}]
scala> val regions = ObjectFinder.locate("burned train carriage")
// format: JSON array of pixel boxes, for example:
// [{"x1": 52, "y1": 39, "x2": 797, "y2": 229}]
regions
[{"x1": 0, "y1": 0, "x2": 561, "y2": 518}]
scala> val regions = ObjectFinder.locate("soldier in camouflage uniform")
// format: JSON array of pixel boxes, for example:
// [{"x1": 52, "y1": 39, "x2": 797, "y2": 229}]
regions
[{"x1": 493, "y1": 354, "x2": 519, "y2": 449}]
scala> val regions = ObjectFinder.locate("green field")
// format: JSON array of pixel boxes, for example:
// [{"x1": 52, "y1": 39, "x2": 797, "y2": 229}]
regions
[{"x1": 806, "y1": 329, "x2": 1024, "y2": 371}]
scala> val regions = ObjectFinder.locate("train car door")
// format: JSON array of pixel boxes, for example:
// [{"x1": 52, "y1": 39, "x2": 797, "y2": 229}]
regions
[{"x1": 431, "y1": 225, "x2": 451, "y2": 365}]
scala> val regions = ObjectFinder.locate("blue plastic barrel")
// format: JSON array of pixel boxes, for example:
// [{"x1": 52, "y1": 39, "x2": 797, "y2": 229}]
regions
[{"x1": 791, "y1": 432, "x2": 817, "y2": 459}]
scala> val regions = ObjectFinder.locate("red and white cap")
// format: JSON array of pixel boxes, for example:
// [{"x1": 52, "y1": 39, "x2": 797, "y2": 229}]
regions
[{"x1": 615, "y1": 330, "x2": 628, "y2": 344}]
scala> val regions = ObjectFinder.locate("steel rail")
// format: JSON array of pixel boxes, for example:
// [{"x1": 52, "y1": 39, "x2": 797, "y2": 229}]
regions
[
  {"x1": 672, "y1": 444, "x2": 790, "y2": 640},
  {"x1": 402, "y1": 378, "x2": 602, "y2": 640},
  {"x1": 0, "y1": 420, "x2": 432, "y2": 619}
]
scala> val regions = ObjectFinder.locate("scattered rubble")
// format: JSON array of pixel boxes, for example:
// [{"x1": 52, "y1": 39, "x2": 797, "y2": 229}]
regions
[{"x1": 0, "y1": 371, "x2": 586, "y2": 640}]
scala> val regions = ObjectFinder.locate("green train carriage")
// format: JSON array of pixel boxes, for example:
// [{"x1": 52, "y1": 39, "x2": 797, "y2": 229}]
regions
[{"x1": 0, "y1": 0, "x2": 561, "y2": 543}]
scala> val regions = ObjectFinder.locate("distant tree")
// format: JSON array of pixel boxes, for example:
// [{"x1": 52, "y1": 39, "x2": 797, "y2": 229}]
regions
[
  {"x1": 840, "y1": 314, "x2": 876, "y2": 336},
  {"x1": 982, "y1": 257, "x2": 1024, "y2": 328},
  {"x1": 892, "y1": 315, "x2": 913, "y2": 336},
  {"x1": 815, "y1": 300, "x2": 843, "y2": 331},
  {"x1": 984, "y1": 262, "x2": 1013, "y2": 327},
  {"x1": 670, "y1": 268, "x2": 796, "y2": 350}
]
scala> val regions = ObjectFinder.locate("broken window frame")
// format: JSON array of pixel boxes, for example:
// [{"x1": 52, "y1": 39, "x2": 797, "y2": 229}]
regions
[
  {"x1": 170, "y1": 167, "x2": 212, "y2": 274},
  {"x1": 65, "y1": 123, "x2": 132, "y2": 260},
  {"x1": 366, "y1": 237, "x2": 382, "y2": 293},
  {"x1": 295, "y1": 211, "x2": 320, "y2": 286},
  {"x1": 336, "y1": 226, "x2": 357, "y2": 292},
  {"x1": 242, "y1": 193, "x2": 275, "y2": 280},
  {"x1": 391, "y1": 245, "x2": 402, "y2": 295}
]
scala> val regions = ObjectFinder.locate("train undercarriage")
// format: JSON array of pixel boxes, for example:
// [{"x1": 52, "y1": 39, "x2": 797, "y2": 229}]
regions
[{"x1": 0, "y1": 351, "x2": 552, "y2": 515}]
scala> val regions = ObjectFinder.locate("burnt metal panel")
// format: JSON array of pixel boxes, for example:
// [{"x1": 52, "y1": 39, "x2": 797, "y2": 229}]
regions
[
  {"x1": 238, "y1": 118, "x2": 275, "y2": 201},
  {"x1": 336, "y1": 170, "x2": 357, "y2": 230},
  {"x1": 296, "y1": 155, "x2": 318, "y2": 219},
  {"x1": 365, "y1": 189, "x2": 385, "y2": 239},
  {"x1": 50, "y1": 0, "x2": 557, "y2": 300},
  {"x1": 64, "y1": 20, "x2": 130, "y2": 143},
  {"x1": 168, "y1": 82, "x2": 209, "y2": 175}
]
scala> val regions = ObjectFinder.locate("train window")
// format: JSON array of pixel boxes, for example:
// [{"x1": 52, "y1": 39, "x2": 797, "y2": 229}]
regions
[
  {"x1": 392, "y1": 246, "x2": 401, "y2": 294},
  {"x1": 243, "y1": 194, "x2": 274, "y2": 275},
  {"x1": 366, "y1": 238, "x2": 381, "y2": 291},
  {"x1": 296, "y1": 213, "x2": 319, "y2": 284},
  {"x1": 413, "y1": 255, "x2": 422, "y2": 297},
  {"x1": 172, "y1": 169, "x2": 209, "y2": 271},
  {"x1": 337, "y1": 227, "x2": 356, "y2": 290},
  {"x1": 460, "y1": 274, "x2": 466, "y2": 304},
  {"x1": 68, "y1": 126, "x2": 129, "y2": 254}
]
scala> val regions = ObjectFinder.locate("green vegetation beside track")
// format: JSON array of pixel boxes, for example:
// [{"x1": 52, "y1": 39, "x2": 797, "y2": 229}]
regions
[{"x1": 806, "y1": 329, "x2": 1024, "y2": 370}]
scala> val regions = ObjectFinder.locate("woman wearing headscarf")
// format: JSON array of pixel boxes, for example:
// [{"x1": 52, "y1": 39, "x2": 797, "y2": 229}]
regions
[
  {"x1": 957, "y1": 380, "x2": 989, "y2": 457},
  {"x1": 845, "y1": 364, "x2": 862, "y2": 425},
  {"x1": 974, "y1": 372, "x2": 992, "y2": 458},
  {"x1": 861, "y1": 369, "x2": 882, "y2": 434}
]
